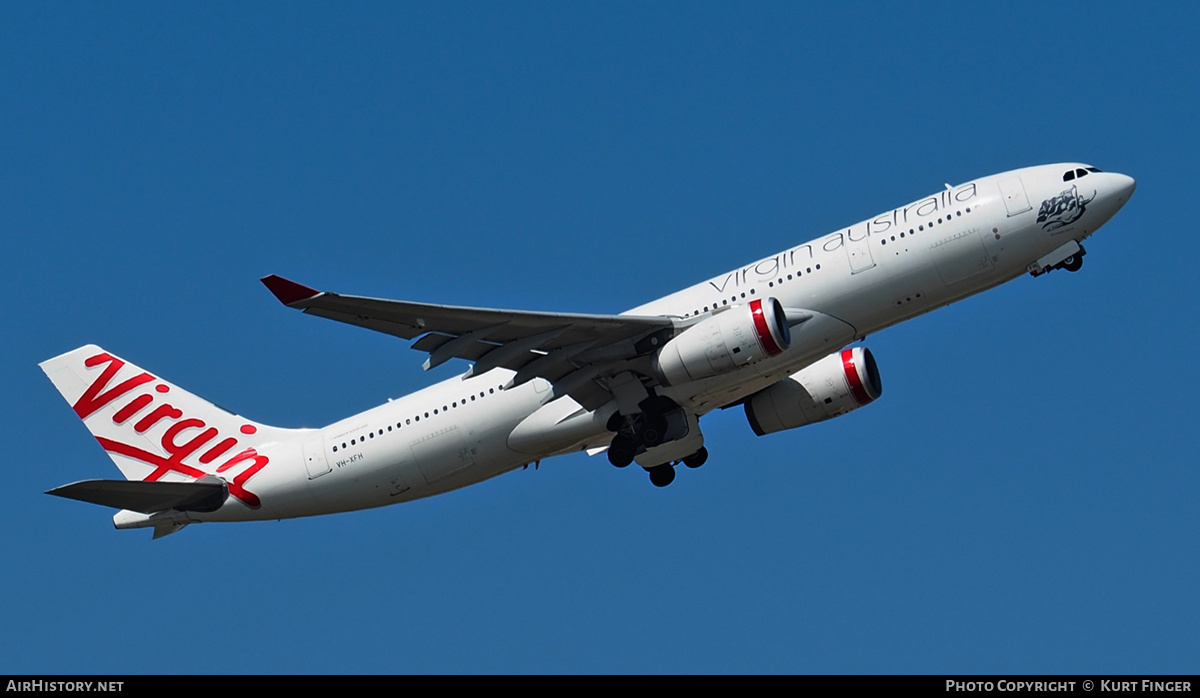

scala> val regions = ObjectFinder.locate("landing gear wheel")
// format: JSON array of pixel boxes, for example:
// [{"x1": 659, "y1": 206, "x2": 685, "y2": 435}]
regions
[
  {"x1": 682, "y1": 447, "x2": 708, "y2": 469},
  {"x1": 637, "y1": 413, "x2": 668, "y2": 447},
  {"x1": 1062, "y1": 254, "x2": 1083, "y2": 272},
  {"x1": 607, "y1": 436, "x2": 635, "y2": 468},
  {"x1": 648, "y1": 464, "x2": 676, "y2": 487}
]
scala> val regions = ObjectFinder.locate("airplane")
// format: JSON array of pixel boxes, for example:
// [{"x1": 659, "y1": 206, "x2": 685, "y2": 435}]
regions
[{"x1": 41, "y1": 163, "x2": 1136, "y2": 538}]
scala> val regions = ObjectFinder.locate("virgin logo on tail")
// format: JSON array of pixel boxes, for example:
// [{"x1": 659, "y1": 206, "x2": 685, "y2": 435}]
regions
[{"x1": 73, "y1": 351, "x2": 268, "y2": 508}]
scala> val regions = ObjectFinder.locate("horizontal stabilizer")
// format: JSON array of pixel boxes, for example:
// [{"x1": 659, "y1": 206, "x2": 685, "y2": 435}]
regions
[{"x1": 47, "y1": 476, "x2": 228, "y2": 514}]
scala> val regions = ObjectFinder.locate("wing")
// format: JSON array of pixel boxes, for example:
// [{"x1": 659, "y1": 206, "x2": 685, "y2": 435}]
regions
[{"x1": 261, "y1": 275, "x2": 677, "y2": 410}]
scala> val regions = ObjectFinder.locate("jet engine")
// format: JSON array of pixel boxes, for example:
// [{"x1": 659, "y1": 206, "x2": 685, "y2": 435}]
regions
[
  {"x1": 744, "y1": 347, "x2": 882, "y2": 435},
  {"x1": 654, "y1": 298, "x2": 791, "y2": 385}
]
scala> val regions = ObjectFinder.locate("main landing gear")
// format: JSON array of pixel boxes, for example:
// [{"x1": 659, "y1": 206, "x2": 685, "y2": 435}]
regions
[
  {"x1": 607, "y1": 434, "x2": 636, "y2": 468},
  {"x1": 648, "y1": 464, "x2": 675, "y2": 487},
  {"x1": 605, "y1": 396, "x2": 706, "y2": 487},
  {"x1": 643, "y1": 447, "x2": 707, "y2": 487},
  {"x1": 610, "y1": 445, "x2": 709, "y2": 487},
  {"x1": 606, "y1": 408, "x2": 669, "y2": 469}
]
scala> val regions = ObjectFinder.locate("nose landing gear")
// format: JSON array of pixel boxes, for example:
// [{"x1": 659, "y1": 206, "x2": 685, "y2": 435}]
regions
[{"x1": 1029, "y1": 242, "x2": 1086, "y2": 276}]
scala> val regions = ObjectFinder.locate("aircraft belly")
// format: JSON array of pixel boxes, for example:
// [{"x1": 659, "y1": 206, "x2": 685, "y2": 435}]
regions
[
  {"x1": 404, "y1": 425, "x2": 527, "y2": 498},
  {"x1": 507, "y1": 397, "x2": 615, "y2": 456},
  {"x1": 189, "y1": 441, "x2": 325, "y2": 522},
  {"x1": 824, "y1": 197, "x2": 1046, "y2": 337},
  {"x1": 410, "y1": 425, "x2": 474, "y2": 485},
  {"x1": 931, "y1": 226, "x2": 994, "y2": 285}
]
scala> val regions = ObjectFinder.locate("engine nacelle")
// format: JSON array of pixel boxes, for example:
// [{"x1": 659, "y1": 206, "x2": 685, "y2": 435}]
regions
[
  {"x1": 744, "y1": 347, "x2": 882, "y2": 435},
  {"x1": 655, "y1": 298, "x2": 791, "y2": 385}
]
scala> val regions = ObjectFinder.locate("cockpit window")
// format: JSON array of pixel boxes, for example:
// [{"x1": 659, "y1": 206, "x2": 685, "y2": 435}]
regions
[{"x1": 1064, "y1": 166, "x2": 1105, "y2": 181}]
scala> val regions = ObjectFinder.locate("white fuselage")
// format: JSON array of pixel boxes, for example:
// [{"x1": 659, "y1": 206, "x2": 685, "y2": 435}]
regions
[{"x1": 154, "y1": 163, "x2": 1135, "y2": 526}]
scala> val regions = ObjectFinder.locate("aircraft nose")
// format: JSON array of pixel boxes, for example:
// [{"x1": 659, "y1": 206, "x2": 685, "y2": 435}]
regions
[{"x1": 1112, "y1": 173, "x2": 1136, "y2": 204}]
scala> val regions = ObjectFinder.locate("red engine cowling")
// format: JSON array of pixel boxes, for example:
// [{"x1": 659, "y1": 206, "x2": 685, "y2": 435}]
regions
[
  {"x1": 655, "y1": 298, "x2": 791, "y2": 385},
  {"x1": 744, "y1": 346, "x2": 882, "y2": 435}
]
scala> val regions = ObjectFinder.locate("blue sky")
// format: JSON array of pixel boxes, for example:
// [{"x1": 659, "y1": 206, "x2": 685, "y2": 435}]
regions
[{"x1": 3, "y1": 3, "x2": 1196, "y2": 673}]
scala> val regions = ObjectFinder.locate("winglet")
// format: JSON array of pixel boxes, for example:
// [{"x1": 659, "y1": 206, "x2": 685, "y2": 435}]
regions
[{"x1": 261, "y1": 275, "x2": 322, "y2": 306}]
